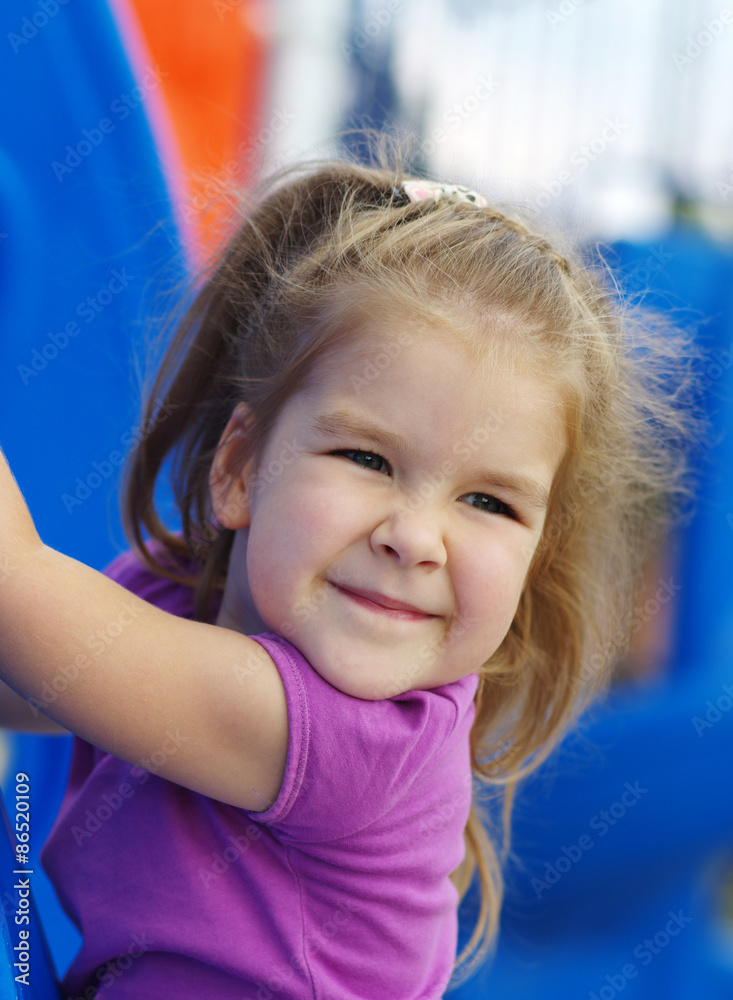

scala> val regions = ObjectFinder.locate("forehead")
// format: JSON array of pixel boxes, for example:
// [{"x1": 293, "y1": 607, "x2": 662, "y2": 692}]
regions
[
  {"x1": 311, "y1": 304, "x2": 555, "y2": 406},
  {"x1": 310, "y1": 312, "x2": 479, "y2": 404},
  {"x1": 315, "y1": 282, "x2": 558, "y2": 382},
  {"x1": 298, "y1": 316, "x2": 568, "y2": 478}
]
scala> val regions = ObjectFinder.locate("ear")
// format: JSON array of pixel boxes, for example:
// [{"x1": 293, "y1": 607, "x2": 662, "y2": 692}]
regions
[{"x1": 209, "y1": 402, "x2": 256, "y2": 530}]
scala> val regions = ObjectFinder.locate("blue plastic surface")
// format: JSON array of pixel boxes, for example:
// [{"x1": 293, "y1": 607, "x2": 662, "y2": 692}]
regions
[
  {"x1": 453, "y1": 231, "x2": 733, "y2": 997},
  {"x1": 0, "y1": 0, "x2": 183, "y2": 985}
]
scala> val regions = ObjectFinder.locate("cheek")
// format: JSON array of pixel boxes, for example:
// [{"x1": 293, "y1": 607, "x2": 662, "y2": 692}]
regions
[
  {"x1": 247, "y1": 511, "x2": 303, "y2": 592},
  {"x1": 246, "y1": 482, "x2": 352, "y2": 594},
  {"x1": 268, "y1": 469, "x2": 370, "y2": 552},
  {"x1": 454, "y1": 538, "x2": 529, "y2": 630}
]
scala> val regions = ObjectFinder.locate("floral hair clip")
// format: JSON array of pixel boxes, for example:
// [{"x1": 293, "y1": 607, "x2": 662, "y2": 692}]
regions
[{"x1": 400, "y1": 179, "x2": 488, "y2": 208}]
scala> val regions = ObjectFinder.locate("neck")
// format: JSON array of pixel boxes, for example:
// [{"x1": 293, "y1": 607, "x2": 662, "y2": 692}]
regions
[{"x1": 215, "y1": 530, "x2": 269, "y2": 636}]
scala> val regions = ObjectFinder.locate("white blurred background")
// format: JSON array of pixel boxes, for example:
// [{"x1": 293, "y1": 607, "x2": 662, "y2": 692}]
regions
[{"x1": 263, "y1": 0, "x2": 733, "y2": 242}]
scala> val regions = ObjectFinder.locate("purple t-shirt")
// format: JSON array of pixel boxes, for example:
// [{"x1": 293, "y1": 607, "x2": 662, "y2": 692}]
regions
[{"x1": 41, "y1": 546, "x2": 478, "y2": 999}]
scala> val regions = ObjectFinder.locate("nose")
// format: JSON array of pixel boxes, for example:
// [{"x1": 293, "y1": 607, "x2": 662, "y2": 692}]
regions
[{"x1": 369, "y1": 503, "x2": 447, "y2": 569}]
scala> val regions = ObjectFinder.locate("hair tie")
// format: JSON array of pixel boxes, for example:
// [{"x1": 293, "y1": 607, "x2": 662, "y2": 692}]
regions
[{"x1": 399, "y1": 179, "x2": 487, "y2": 208}]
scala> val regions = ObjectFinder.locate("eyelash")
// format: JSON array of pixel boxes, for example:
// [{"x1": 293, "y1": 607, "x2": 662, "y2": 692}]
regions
[{"x1": 331, "y1": 449, "x2": 519, "y2": 520}]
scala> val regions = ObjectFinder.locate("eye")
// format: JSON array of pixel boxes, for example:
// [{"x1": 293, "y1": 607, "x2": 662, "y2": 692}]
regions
[
  {"x1": 461, "y1": 492, "x2": 517, "y2": 519},
  {"x1": 333, "y1": 449, "x2": 391, "y2": 475}
]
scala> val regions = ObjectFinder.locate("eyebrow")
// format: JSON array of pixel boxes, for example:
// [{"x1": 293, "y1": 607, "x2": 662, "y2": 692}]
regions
[{"x1": 311, "y1": 410, "x2": 552, "y2": 512}]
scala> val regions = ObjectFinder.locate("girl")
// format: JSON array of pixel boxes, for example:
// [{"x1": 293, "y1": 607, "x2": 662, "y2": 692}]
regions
[{"x1": 0, "y1": 157, "x2": 697, "y2": 999}]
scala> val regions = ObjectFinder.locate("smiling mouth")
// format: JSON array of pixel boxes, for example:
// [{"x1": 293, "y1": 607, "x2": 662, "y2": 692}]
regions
[{"x1": 331, "y1": 583, "x2": 438, "y2": 622}]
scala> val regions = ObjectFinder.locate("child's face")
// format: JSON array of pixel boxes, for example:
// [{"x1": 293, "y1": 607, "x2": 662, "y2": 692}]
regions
[{"x1": 212, "y1": 321, "x2": 566, "y2": 700}]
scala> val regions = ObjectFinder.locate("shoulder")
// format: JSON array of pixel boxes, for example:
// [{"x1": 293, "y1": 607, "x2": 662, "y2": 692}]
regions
[
  {"x1": 246, "y1": 633, "x2": 478, "y2": 835},
  {"x1": 254, "y1": 632, "x2": 478, "y2": 756},
  {"x1": 387, "y1": 672, "x2": 479, "y2": 771},
  {"x1": 406, "y1": 670, "x2": 480, "y2": 723}
]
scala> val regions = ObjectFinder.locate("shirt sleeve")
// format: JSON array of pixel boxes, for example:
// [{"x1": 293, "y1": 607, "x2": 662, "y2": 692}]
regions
[
  {"x1": 244, "y1": 633, "x2": 478, "y2": 843},
  {"x1": 99, "y1": 549, "x2": 478, "y2": 844}
]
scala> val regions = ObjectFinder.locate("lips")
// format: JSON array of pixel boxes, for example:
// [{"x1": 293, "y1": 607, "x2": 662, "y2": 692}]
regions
[{"x1": 331, "y1": 583, "x2": 437, "y2": 620}]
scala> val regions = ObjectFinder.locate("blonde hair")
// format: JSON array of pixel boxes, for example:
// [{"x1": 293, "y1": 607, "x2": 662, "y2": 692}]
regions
[{"x1": 121, "y1": 151, "x2": 701, "y2": 984}]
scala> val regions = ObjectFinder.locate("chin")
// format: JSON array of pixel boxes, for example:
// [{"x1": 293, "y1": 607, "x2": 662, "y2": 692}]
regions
[{"x1": 307, "y1": 654, "x2": 401, "y2": 702}]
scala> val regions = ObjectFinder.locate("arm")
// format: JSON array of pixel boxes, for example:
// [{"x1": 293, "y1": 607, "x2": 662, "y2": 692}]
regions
[{"x1": 0, "y1": 449, "x2": 288, "y2": 810}]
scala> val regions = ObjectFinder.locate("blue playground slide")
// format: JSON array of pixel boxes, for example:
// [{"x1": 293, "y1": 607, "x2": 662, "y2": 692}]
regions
[{"x1": 0, "y1": 0, "x2": 183, "y2": 993}]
